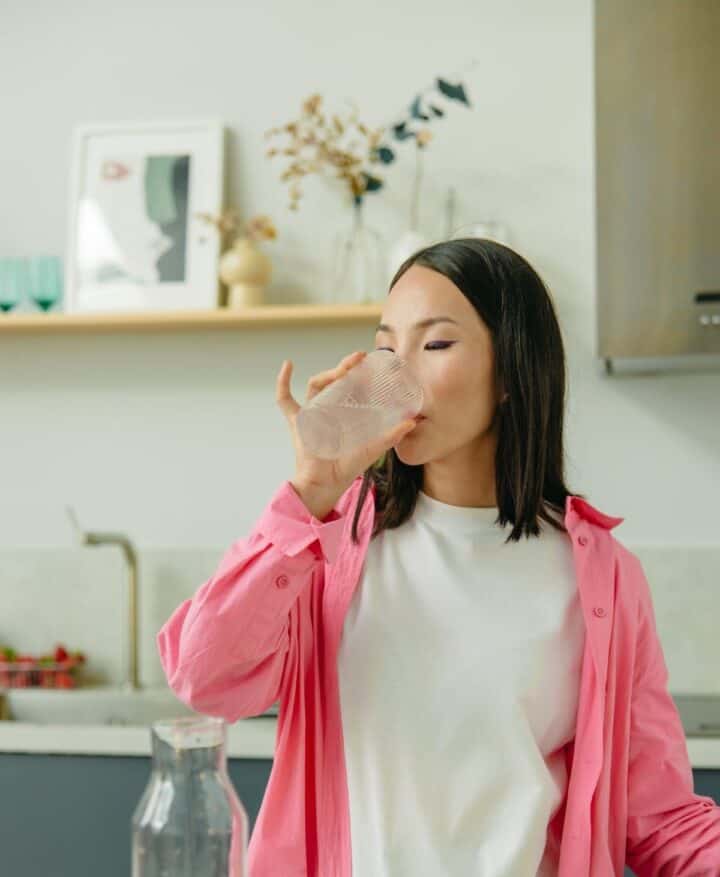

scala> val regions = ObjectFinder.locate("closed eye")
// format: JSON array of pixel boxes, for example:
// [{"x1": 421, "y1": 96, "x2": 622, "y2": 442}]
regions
[{"x1": 376, "y1": 341, "x2": 455, "y2": 352}]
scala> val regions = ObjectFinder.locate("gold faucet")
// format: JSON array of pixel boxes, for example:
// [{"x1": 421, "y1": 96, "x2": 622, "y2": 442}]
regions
[{"x1": 66, "y1": 506, "x2": 141, "y2": 691}]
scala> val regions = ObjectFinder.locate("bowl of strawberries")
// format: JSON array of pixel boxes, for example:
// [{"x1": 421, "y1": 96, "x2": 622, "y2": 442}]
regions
[{"x1": 0, "y1": 643, "x2": 86, "y2": 689}]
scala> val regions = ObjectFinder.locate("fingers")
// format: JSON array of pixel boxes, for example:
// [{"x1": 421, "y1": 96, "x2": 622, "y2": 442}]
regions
[
  {"x1": 277, "y1": 352, "x2": 367, "y2": 418},
  {"x1": 276, "y1": 360, "x2": 300, "y2": 418},
  {"x1": 306, "y1": 350, "x2": 367, "y2": 402}
]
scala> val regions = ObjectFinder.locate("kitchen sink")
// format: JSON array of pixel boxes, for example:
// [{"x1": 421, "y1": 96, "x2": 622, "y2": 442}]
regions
[
  {"x1": 0, "y1": 685, "x2": 195, "y2": 725},
  {"x1": 0, "y1": 685, "x2": 280, "y2": 725},
  {"x1": 1, "y1": 686, "x2": 203, "y2": 726},
  {"x1": 671, "y1": 694, "x2": 720, "y2": 738}
]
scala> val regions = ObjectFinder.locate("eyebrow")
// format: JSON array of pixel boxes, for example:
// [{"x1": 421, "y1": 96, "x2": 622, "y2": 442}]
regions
[{"x1": 375, "y1": 316, "x2": 460, "y2": 334}]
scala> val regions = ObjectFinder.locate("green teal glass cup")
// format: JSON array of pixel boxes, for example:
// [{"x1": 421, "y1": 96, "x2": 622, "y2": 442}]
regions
[
  {"x1": 0, "y1": 258, "x2": 29, "y2": 313},
  {"x1": 27, "y1": 255, "x2": 63, "y2": 311}
]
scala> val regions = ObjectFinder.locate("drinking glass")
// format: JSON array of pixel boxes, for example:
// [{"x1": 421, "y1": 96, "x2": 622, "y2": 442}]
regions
[
  {"x1": 0, "y1": 259, "x2": 29, "y2": 313},
  {"x1": 27, "y1": 255, "x2": 63, "y2": 311},
  {"x1": 296, "y1": 349, "x2": 424, "y2": 459}
]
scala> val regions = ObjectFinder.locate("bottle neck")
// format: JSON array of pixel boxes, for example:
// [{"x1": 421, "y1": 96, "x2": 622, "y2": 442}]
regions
[
  {"x1": 150, "y1": 720, "x2": 227, "y2": 772},
  {"x1": 152, "y1": 732, "x2": 226, "y2": 772}
]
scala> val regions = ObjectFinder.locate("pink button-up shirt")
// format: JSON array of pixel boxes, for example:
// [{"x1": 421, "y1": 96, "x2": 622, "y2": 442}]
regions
[{"x1": 157, "y1": 477, "x2": 720, "y2": 875}]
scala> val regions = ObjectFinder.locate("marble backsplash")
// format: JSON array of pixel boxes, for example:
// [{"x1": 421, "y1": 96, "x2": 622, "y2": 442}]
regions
[{"x1": 0, "y1": 543, "x2": 718, "y2": 694}]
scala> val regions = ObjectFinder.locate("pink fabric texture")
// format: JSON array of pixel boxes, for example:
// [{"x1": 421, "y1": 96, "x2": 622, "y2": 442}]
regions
[{"x1": 157, "y1": 478, "x2": 720, "y2": 876}]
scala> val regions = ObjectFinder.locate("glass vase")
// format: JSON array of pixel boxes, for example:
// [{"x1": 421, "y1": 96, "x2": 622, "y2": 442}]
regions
[
  {"x1": 131, "y1": 716, "x2": 249, "y2": 877},
  {"x1": 327, "y1": 200, "x2": 384, "y2": 304}
]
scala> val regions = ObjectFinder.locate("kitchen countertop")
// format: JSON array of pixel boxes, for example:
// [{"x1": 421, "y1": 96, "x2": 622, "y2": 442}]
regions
[{"x1": 1, "y1": 718, "x2": 720, "y2": 768}]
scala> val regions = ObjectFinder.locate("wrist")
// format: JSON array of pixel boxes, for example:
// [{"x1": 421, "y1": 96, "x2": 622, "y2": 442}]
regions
[{"x1": 289, "y1": 479, "x2": 340, "y2": 522}]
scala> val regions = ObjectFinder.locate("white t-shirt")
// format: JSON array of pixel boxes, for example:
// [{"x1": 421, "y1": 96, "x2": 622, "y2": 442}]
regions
[{"x1": 337, "y1": 488, "x2": 585, "y2": 876}]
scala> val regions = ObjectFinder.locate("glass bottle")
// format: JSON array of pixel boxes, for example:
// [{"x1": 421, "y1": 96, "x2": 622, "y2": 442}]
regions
[{"x1": 132, "y1": 716, "x2": 249, "y2": 877}]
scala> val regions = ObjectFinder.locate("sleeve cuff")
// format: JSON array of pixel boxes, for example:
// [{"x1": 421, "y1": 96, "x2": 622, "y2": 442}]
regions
[{"x1": 255, "y1": 480, "x2": 348, "y2": 565}]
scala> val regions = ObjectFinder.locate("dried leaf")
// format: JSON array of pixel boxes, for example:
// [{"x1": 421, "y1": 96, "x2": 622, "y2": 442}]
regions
[{"x1": 266, "y1": 92, "x2": 387, "y2": 211}]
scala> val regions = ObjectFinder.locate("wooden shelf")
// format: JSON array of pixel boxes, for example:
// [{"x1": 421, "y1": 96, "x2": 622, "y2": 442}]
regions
[{"x1": 0, "y1": 303, "x2": 384, "y2": 335}]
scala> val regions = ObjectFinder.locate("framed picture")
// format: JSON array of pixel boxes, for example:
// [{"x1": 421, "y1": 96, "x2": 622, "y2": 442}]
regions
[{"x1": 64, "y1": 119, "x2": 225, "y2": 313}]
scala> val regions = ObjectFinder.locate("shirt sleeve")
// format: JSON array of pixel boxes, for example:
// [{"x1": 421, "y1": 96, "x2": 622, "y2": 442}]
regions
[
  {"x1": 155, "y1": 479, "x2": 347, "y2": 722},
  {"x1": 625, "y1": 558, "x2": 720, "y2": 875}
]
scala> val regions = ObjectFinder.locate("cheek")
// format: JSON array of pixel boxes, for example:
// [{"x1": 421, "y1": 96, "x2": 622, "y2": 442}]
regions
[
  {"x1": 428, "y1": 363, "x2": 484, "y2": 411},
  {"x1": 425, "y1": 365, "x2": 498, "y2": 428},
  {"x1": 425, "y1": 360, "x2": 464, "y2": 401}
]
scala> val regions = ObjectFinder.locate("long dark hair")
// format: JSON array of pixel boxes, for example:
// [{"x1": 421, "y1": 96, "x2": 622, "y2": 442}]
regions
[{"x1": 350, "y1": 237, "x2": 585, "y2": 546}]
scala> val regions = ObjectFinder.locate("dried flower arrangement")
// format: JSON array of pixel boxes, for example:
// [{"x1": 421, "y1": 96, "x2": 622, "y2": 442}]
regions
[
  {"x1": 265, "y1": 66, "x2": 474, "y2": 227},
  {"x1": 265, "y1": 94, "x2": 388, "y2": 210},
  {"x1": 194, "y1": 210, "x2": 278, "y2": 308}
]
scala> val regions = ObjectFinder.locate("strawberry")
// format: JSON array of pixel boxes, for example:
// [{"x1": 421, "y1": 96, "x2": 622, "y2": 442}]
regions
[{"x1": 54, "y1": 645, "x2": 69, "y2": 663}]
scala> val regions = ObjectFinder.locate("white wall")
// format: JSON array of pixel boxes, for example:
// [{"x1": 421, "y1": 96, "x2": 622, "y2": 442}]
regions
[{"x1": 0, "y1": 1, "x2": 718, "y2": 689}]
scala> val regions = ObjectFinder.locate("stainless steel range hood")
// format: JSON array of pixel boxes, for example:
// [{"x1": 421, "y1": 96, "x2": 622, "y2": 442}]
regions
[{"x1": 594, "y1": 0, "x2": 720, "y2": 376}]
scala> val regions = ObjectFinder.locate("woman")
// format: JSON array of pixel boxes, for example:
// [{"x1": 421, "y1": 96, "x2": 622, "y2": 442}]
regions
[{"x1": 157, "y1": 239, "x2": 719, "y2": 876}]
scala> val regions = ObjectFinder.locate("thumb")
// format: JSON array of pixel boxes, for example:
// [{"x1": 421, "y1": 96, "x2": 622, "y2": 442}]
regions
[{"x1": 365, "y1": 417, "x2": 417, "y2": 464}]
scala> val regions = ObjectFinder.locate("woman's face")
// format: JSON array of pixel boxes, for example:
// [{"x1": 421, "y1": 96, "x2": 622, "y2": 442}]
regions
[{"x1": 376, "y1": 265, "x2": 503, "y2": 467}]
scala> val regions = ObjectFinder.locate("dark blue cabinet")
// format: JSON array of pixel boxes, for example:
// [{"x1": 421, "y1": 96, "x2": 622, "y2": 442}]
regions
[
  {"x1": 0, "y1": 753, "x2": 273, "y2": 876},
  {"x1": 0, "y1": 753, "x2": 717, "y2": 876}
]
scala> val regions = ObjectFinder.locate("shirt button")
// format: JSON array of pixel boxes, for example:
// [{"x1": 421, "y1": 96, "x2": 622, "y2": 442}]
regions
[
  {"x1": 578, "y1": 535, "x2": 588, "y2": 546},
  {"x1": 593, "y1": 607, "x2": 606, "y2": 618},
  {"x1": 275, "y1": 574, "x2": 289, "y2": 589}
]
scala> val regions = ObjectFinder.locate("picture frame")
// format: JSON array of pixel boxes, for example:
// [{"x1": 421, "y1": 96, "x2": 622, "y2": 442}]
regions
[{"x1": 64, "y1": 119, "x2": 225, "y2": 313}]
